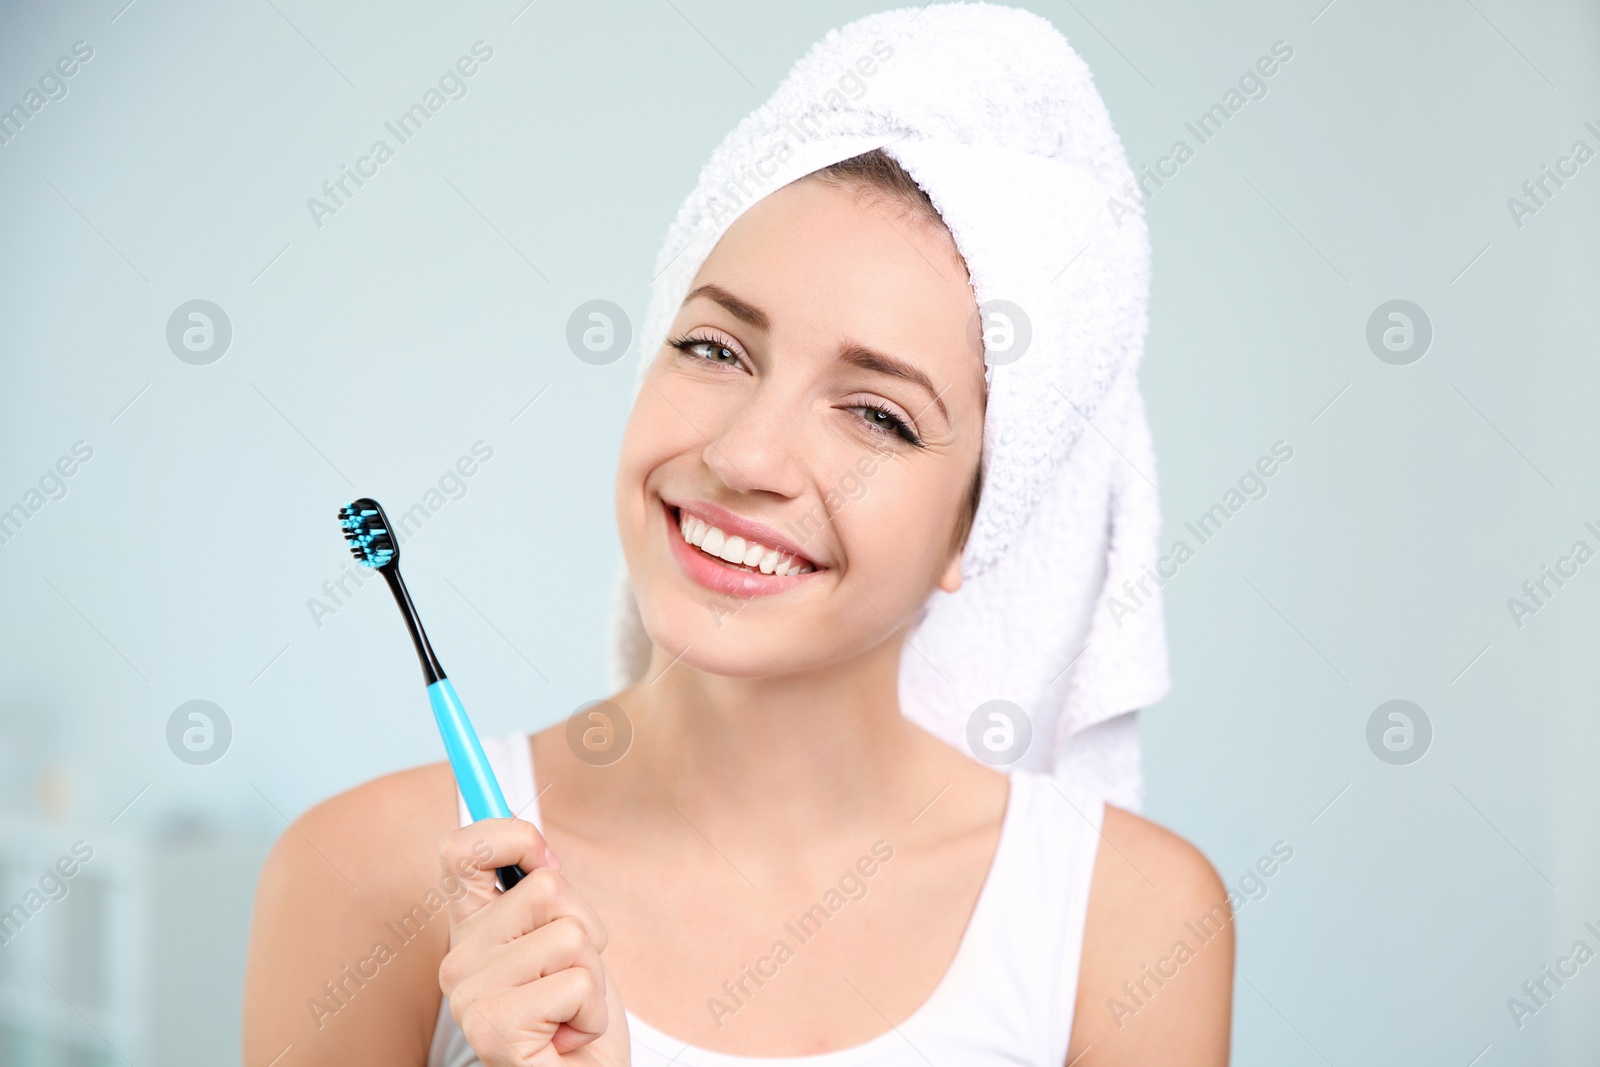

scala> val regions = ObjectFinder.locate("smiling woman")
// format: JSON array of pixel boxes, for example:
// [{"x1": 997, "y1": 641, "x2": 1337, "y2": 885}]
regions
[
  {"x1": 613, "y1": 169, "x2": 988, "y2": 682},
  {"x1": 242, "y1": 6, "x2": 1232, "y2": 1066}
]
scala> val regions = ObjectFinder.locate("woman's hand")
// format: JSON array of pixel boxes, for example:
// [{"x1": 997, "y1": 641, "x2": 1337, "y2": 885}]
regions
[{"x1": 437, "y1": 819, "x2": 630, "y2": 1066}]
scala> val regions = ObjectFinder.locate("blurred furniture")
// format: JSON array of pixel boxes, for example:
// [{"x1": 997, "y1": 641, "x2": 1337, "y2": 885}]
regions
[{"x1": 0, "y1": 812, "x2": 270, "y2": 1067}]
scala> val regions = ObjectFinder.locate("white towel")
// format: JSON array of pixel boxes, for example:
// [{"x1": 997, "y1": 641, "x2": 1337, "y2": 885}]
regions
[{"x1": 606, "y1": 2, "x2": 1170, "y2": 810}]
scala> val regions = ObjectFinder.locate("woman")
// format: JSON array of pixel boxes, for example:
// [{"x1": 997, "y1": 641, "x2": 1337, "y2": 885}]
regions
[{"x1": 243, "y1": 6, "x2": 1233, "y2": 1064}]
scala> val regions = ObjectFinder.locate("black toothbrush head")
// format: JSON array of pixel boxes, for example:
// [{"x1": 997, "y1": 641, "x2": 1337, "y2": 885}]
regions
[{"x1": 339, "y1": 498, "x2": 398, "y2": 570}]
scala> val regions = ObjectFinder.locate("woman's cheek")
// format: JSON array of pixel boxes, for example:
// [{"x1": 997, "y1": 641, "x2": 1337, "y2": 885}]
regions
[
  {"x1": 835, "y1": 472, "x2": 918, "y2": 584},
  {"x1": 863, "y1": 466, "x2": 964, "y2": 600},
  {"x1": 615, "y1": 394, "x2": 683, "y2": 552},
  {"x1": 621, "y1": 378, "x2": 702, "y2": 477}
]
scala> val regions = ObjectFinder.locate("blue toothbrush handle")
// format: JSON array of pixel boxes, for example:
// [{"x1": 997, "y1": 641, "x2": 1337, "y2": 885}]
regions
[{"x1": 427, "y1": 678, "x2": 525, "y2": 890}]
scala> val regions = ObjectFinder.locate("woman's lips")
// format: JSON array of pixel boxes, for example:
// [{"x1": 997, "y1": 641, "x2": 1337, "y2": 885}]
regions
[{"x1": 663, "y1": 501, "x2": 823, "y2": 599}]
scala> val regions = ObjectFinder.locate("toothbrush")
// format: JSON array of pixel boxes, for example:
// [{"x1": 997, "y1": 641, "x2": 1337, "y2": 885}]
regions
[{"x1": 338, "y1": 497, "x2": 525, "y2": 891}]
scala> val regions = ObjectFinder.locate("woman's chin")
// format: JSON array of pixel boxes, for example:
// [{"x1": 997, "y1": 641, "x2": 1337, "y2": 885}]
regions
[{"x1": 632, "y1": 599, "x2": 836, "y2": 682}]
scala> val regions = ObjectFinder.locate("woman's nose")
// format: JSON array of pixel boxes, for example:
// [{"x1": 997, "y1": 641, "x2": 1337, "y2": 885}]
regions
[{"x1": 701, "y1": 383, "x2": 808, "y2": 499}]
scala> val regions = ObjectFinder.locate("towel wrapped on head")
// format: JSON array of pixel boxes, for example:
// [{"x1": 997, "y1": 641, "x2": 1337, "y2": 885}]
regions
[{"x1": 608, "y1": 1, "x2": 1171, "y2": 809}]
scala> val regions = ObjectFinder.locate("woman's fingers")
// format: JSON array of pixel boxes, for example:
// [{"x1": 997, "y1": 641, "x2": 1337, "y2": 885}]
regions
[
  {"x1": 444, "y1": 914, "x2": 604, "y2": 1004},
  {"x1": 488, "y1": 865, "x2": 610, "y2": 952},
  {"x1": 438, "y1": 818, "x2": 553, "y2": 920},
  {"x1": 436, "y1": 820, "x2": 625, "y2": 1064},
  {"x1": 448, "y1": 862, "x2": 610, "y2": 963},
  {"x1": 548, "y1": 957, "x2": 613, "y2": 1055},
  {"x1": 442, "y1": 929, "x2": 614, "y2": 1063},
  {"x1": 449, "y1": 967, "x2": 602, "y2": 1065}
]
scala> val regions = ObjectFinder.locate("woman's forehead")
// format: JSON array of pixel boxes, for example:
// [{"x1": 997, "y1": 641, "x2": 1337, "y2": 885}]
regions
[{"x1": 683, "y1": 181, "x2": 981, "y2": 387}]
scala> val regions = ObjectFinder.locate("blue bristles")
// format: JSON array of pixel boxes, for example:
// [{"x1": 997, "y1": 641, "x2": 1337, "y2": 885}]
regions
[{"x1": 339, "y1": 500, "x2": 397, "y2": 568}]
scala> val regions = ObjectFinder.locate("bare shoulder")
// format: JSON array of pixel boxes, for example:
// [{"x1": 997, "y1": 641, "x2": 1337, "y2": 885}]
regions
[
  {"x1": 278, "y1": 760, "x2": 459, "y2": 872},
  {"x1": 242, "y1": 761, "x2": 460, "y2": 1066},
  {"x1": 1065, "y1": 805, "x2": 1234, "y2": 1067}
]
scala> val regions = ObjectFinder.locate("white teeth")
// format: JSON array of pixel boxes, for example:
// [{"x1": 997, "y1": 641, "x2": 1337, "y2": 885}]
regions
[
  {"x1": 675, "y1": 508, "x2": 816, "y2": 576},
  {"x1": 679, "y1": 511, "x2": 707, "y2": 547}
]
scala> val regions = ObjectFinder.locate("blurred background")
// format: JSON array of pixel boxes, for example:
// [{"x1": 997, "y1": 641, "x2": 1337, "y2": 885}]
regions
[{"x1": 1, "y1": 0, "x2": 1596, "y2": 1064}]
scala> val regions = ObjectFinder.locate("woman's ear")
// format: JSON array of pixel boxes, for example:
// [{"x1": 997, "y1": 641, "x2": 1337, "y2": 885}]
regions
[
  {"x1": 939, "y1": 459, "x2": 981, "y2": 595},
  {"x1": 937, "y1": 549, "x2": 963, "y2": 594}
]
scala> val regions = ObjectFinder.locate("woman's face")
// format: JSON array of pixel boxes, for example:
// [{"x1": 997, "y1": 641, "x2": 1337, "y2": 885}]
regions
[{"x1": 614, "y1": 176, "x2": 985, "y2": 680}]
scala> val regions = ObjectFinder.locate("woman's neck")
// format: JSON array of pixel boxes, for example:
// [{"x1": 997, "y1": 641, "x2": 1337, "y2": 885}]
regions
[{"x1": 618, "y1": 634, "x2": 937, "y2": 850}]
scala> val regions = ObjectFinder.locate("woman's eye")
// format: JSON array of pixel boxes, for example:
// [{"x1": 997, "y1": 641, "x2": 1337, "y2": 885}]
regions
[
  {"x1": 669, "y1": 335, "x2": 741, "y2": 366},
  {"x1": 852, "y1": 404, "x2": 922, "y2": 447}
]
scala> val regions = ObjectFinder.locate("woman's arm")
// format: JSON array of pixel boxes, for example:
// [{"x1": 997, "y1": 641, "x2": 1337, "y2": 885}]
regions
[
  {"x1": 1067, "y1": 806, "x2": 1235, "y2": 1066},
  {"x1": 241, "y1": 762, "x2": 459, "y2": 1066}
]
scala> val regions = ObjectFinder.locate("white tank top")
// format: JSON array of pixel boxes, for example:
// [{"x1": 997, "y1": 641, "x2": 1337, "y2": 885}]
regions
[{"x1": 427, "y1": 732, "x2": 1103, "y2": 1067}]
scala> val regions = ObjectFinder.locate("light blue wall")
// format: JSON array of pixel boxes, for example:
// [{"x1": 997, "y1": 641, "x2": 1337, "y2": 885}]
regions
[{"x1": 0, "y1": 0, "x2": 1595, "y2": 1063}]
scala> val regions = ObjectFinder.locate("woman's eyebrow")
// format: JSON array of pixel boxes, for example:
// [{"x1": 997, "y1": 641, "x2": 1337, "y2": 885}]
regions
[
  {"x1": 683, "y1": 284, "x2": 951, "y2": 423},
  {"x1": 684, "y1": 284, "x2": 769, "y2": 331},
  {"x1": 840, "y1": 343, "x2": 950, "y2": 423}
]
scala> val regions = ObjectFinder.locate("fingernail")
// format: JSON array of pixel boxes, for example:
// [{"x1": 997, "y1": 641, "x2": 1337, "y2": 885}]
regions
[{"x1": 543, "y1": 846, "x2": 561, "y2": 870}]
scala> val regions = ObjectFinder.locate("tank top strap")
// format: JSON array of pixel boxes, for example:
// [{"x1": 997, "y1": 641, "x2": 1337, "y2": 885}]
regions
[
  {"x1": 901, "y1": 768, "x2": 1104, "y2": 1064},
  {"x1": 1026, "y1": 770, "x2": 1106, "y2": 1062},
  {"x1": 452, "y1": 731, "x2": 539, "y2": 830}
]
